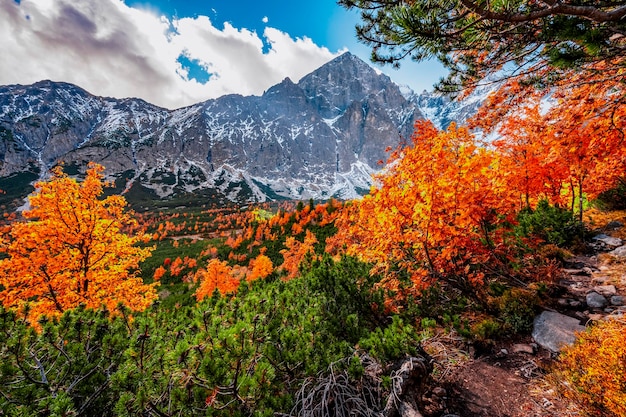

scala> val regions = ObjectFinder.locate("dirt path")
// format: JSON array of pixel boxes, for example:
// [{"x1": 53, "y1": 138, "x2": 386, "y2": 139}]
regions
[
  {"x1": 429, "y1": 342, "x2": 579, "y2": 417},
  {"x1": 420, "y1": 213, "x2": 626, "y2": 417}
]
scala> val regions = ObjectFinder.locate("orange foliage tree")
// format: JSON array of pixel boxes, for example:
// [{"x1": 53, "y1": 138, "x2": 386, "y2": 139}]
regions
[
  {"x1": 489, "y1": 103, "x2": 567, "y2": 208},
  {"x1": 0, "y1": 163, "x2": 157, "y2": 323},
  {"x1": 333, "y1": 121, "x2": 518, "y2": 304},
  {"x1": 280, "y1": 230, "x2": 318, "y2": 280},
  {"x1": 194, "y1": 259, "x2": 239, "y2": 300},
  {"x1": 193, "y1": 255, "x2": 273, "y2": 300},
  {"x1": 247, "y1": 254, "x2": 273, "y2": 282},
  {"x1": 473, "y1": 61, "x2": 626, "y2": 217}
]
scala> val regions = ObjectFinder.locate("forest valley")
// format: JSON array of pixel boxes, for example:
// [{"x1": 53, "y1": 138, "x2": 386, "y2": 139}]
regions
[{"x1": 2, "y1": 30, "x2": 626, "y2": 417}]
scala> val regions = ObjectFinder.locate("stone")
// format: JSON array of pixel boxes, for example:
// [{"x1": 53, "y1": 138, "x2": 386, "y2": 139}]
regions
[
  {"x1": 575, "y1": 311, "x2": 588, "y2": 320},
  {"x1": 568, "y1": 285, "x2": 588, "y2": 297},
  {"x1": 609, "y1": 245, "x2": 626, "y2": 257},
  {"x1": 512, "y1": 344, "x2": 535, "y2": 354},
  {"x1": 582, "y1": 266, "x2": 594, "y2": 275},
  {"x1": 588, "y1": 313, "x2": 604, "y2": 321},
  {"x1": 611, "y1": 295, "x2": 626, "y2": 306},
  {"x1": 432, "y1": 387, "x2": 447, "y2": 398},
  {"x1": 532, "y1": 311, "x2": 585, "y2": 353},
  {"x1": 591, "y1": 276, "x2": 609, "y2": 285},
  {"x1": 562, "y1": 268, "x2": 585, "y2": 276},
  {"x1": 606, "y1": 220, "x2": 624, "y2": 230},
  {"x1": 557, "y1": 298, "x2": 570, "y2": 307},
  {"x1": 558, "y1": 279, "x2": 577, "y2": 287},
  {"x1": 593, "y1": 234, "x2": 623, "y2": 247},
  {"x1": 586, "y1": 292, "x2": 608, "y2": 309},
  {"x1": 569, "y1": 300, "x2": 583, "y2": 309},
  {"x1": 593, "y1": 285, "x2": 617, "y2": 296},
  {"x1": 398, "y1": 401, "x2": 423, "y2": 417}
]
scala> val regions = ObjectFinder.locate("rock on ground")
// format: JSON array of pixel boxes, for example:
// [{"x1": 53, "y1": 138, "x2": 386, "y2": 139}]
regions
[
  {"x1": 532, "y1": 311, "x2": 585, "y2": 353},
  {"x1": 586, "y1": 291, "x2": 608, "y2": 309},
  {"x1": 592, "y1": 234, "x2": 623, "y2": 247},
  {"x1": 609, "y1": 245, "x2": 626, "y2": 257}
]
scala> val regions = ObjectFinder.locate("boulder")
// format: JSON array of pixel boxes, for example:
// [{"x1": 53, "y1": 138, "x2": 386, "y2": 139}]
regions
[
  {"x1": 532, "y1": 311, "x2": 585, "y2": 353},
  {"x1": 593, "y1": 234, "x2": 623, "y2": 247},
  {"x1": 611, "y1": 295, "x2": 626, "y2": 306},
  {"x1": 586, "y1": 291, "x2": 608, "y2": 309},
  {"x1": 606, "y1": 220, "x2": 624, "y2": 230},
  {"x1": 593, "y1": 285, "x2": 617, "y2": 296},
  {"x1": 609, "y1": 245, "x2": 626, "y2": 257}
]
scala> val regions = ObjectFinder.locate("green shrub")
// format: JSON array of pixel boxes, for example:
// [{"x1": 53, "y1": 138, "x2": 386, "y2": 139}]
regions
[
  {"x1": 0, "y1": 305, "x2": 131, "y2": 417},
  {"x1": 471, "y1": 318, "x2": 502, "y2": 342},
  {"x1": 357, "y1": 316, "x2": 423, "y2": 363},
  {"x1": 497, "y1": 288, "x2": 539, "y2": 334},
  {"x1": 0, "y1": 255, "x2": 435, "y2": 416},
  {"x1": 516, "y1": 199, "x2": 585, "y2": 247}
]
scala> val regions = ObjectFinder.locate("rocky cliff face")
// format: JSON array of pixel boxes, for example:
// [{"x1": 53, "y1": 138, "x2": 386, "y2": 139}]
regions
[
  {"x1": 0, "y1": 52, "x2": 476, "y2": 205},
  {"x1": 411, "y1": 81, "x2": 500, "y2": 130}
]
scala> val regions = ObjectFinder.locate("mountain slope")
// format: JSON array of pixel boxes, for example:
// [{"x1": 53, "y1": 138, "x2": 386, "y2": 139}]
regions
[{"x1": 0, "y1": 53, "x2": 435, "y2": 205}]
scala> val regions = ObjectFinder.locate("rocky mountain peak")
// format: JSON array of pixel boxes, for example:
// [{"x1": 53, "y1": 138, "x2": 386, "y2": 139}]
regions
[
  {"x1": 297, "y1": 52, "x2": 400, "y2": 119},
  {"x1": 262, "y1": 77, "x2": 308, "y2": 107}
]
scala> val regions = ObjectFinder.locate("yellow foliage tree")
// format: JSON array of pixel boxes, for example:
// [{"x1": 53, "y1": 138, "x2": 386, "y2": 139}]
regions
[
  {"x1": 554, "y1": 318, "x2": 626, "y2": 417},
  {"x1": 0, "y1": 163, "x2": 157, "y2": 324}
]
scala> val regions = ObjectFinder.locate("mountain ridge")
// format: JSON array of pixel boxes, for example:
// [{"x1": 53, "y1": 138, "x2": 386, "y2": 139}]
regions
[{"x1": 0, "y1": 52, "x2": 490, "y2": 206}]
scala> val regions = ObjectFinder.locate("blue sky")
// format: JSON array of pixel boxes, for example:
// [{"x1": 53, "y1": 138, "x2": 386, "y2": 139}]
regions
[
  {"x1": 0, "y1": 0, "x2": 446, "y2": 109},
  {"x1": 132, "y1": 0, "x2": 447, "y2": 90}
]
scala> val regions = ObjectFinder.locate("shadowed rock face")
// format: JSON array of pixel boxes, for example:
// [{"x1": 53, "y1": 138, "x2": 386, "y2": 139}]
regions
[{"x1": 0, "y1": 52, "x2": 429, "y2": 202}]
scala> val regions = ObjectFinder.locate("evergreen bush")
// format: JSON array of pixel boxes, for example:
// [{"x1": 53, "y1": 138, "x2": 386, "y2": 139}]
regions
[{"x1": 516, "y1": 199, "x2": 585, "y2": 247}]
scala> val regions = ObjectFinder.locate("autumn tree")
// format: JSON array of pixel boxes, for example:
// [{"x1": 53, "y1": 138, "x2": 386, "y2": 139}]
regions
[
  {"x1": 473, "y1": 63, "x2": 626, "y2": 218},
  {"x1": 280, "y1": 230, "x2": 318, "y2": 280},
  {"x1": 333, "y1": 121, "x2": 518, "y2": 305},
  {"x1": 0, "y1": 163, "x2": 157, "y2": 323},
  {"x1": 490, "y1": 104, "x2": 566, "y2": 208},
  {"x1": 194, "y1": 259, "x2": 239, "y2": 300},
  {"x1": 339, "y1": 0, "x2": 626, "y2": 93},
  {"x1": 247, "y1": 254, "x2": 274, "y2": 282}
]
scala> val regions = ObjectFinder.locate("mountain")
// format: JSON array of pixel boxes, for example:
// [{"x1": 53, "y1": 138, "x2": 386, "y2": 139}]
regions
[
  {"x1": 412, "y1": 81, "x2": 501, "y2": 130},
  {"x1": 0, "y1": 52, "x2": 488, "y2": 207}
]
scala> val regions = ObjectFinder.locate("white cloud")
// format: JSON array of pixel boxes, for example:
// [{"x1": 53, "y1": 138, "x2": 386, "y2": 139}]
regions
[
  {"x1": 262, "y1": 16, "x2": 268, "y2": 23},
  {"x1": 0, "y1": 0, "x2": 340, "y2": 109}
]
